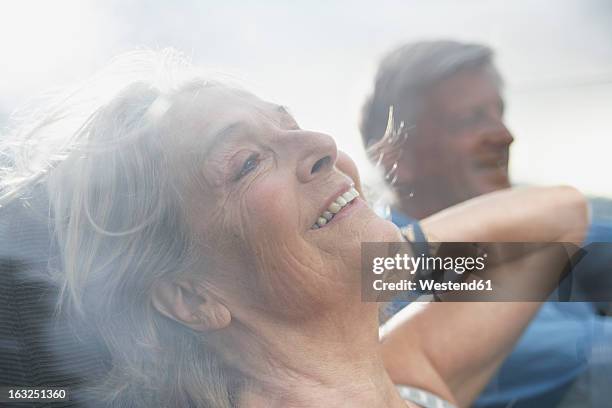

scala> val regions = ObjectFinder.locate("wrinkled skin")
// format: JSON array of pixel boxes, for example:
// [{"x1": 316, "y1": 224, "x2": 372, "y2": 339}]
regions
[{"x1": 167, "y1": 85, "x2": 401, "y2": 321}]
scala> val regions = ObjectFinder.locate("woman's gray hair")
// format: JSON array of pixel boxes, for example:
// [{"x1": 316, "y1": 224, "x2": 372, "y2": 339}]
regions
[
  {"x1": 0, "y1": 49, "x2": 240, "y2": 407},
  {"x1": 360, "y1": 40, "x2": 502, "y2": 147}
]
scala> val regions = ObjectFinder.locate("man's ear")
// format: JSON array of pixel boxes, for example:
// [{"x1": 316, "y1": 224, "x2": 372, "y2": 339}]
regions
[{"x1": 151, "y1": 280, "x2": 231, "y2": 332}]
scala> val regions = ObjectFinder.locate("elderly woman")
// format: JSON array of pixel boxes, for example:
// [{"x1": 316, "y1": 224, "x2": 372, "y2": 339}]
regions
[{"x1": 0, "y1": 50, "x2": 587, "y2": 408}]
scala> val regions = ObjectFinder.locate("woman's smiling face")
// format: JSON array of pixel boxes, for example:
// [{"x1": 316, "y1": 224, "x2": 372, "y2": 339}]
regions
[{"x1": 168, "y1": 84, "x2": 400, "y2": 319}]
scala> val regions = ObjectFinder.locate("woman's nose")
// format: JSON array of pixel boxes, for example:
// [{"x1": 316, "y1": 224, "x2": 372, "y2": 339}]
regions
[{"x1": 292, "y1": 131, "x2": 338, "y2": 183}]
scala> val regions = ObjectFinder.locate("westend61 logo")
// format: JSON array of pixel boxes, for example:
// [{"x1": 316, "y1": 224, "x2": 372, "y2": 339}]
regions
[
  {"x1": 370, "y1": 252, "x2": 491, "y2": 294},
  {"x1": 361, "y1": 241, "x2": 588, "y2": 302}
]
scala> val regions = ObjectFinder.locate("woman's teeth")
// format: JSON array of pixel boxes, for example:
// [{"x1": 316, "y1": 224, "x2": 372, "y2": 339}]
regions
[{"x1": 312, "y1": 187, "x2": 360, "y2": 229}]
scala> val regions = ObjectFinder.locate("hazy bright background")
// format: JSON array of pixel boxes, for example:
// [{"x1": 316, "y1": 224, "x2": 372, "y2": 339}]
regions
[{"x1": 1, "y1": 0, "x2": 611, "y2": 196}]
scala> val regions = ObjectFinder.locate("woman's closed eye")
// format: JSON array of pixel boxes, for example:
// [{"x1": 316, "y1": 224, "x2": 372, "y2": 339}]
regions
[{"x1": 234, "y1": 152, "x2": 261, "y2": 181}]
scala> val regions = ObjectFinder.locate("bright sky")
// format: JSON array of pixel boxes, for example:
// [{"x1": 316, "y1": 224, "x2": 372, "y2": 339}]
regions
[{"x1": 1, "y1": 0, "x2": 611, "y2": 196}]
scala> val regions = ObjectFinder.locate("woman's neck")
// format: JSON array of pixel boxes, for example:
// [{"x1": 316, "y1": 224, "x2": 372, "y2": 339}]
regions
[
  {"x1": 225, "y1": 305, "x2": 408, "y2": 407},
  {"x1": 239, "y1": 360, "x2": 407, "y2": 408}
]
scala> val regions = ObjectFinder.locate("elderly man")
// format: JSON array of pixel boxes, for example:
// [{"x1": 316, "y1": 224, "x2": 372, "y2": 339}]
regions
[{"x1": 361, "y1": 40, "x2": 612, "y2": 408}]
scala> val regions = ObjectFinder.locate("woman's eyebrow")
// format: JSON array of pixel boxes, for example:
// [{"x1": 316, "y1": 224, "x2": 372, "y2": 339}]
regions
[
  {"x1": 203, "y1": 121, "x2": 247, "y2": 160},
  {"x1": 276, "y1": 105, "x2": 300, "y2": 129}
]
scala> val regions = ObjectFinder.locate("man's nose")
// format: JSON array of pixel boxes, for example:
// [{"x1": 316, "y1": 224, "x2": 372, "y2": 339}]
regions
[
  {"x1": 483, "y1": 120, "x2": 514, "y2": 147},
  {"x1": 291, "y1": 131, "x2": 338, "y2": 183}
]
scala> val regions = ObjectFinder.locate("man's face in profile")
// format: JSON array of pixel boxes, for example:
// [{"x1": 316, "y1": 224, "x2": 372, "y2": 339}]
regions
[{"x1": 397, "y1": 65, "x2": 514, "y2": 208}]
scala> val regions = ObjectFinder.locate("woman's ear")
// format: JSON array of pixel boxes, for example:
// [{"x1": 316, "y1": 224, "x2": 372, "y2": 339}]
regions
[{"x1": 152, "y1": 280, "x2": 231, "y2": 332}]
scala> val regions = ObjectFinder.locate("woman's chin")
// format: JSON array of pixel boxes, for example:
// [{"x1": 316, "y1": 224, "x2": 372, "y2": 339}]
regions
[{"x1": 363, "y1": 217, "x2": 401, "y2": 248}]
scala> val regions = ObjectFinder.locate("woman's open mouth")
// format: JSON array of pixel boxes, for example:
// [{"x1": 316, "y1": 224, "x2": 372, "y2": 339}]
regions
[{"x1": 311, "y1": 186, "x2": 360, "y2": 230}]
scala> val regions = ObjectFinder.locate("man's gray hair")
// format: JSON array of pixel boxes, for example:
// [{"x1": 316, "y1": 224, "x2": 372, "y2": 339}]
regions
[{"x1": 360, "y1": 40, "x2": 501, "y2": 147}]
